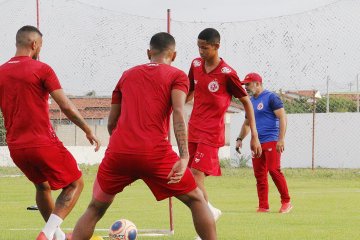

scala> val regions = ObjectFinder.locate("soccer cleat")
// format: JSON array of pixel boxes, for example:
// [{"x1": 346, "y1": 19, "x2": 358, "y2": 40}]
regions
[
  {"x1": 194, "y1": 236, "x2": 202, "y2": 240},
  {"x1": 256, "y1": 208, "x2": 270, "y2": 213},
  {"x1": 211, "y1": 207, "x2": 222, "y2": 221},
  {"x1": 36, "y1": 232, "x2": 49, "y2": 240},
  {"x1": 65, "y1": 232, "x2": 72, "y2": 240},
  {"x1": 279, "y1": 202, "x2": 293, "y2": 213}
]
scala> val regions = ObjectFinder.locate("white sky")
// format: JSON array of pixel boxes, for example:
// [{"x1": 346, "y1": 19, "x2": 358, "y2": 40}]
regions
[{"x1": 78, "y1": 0, "x2": 339, "y2": 22}]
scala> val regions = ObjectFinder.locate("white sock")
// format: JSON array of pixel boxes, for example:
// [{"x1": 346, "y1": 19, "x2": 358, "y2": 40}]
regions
[
  {"x1": 208, "y1": 201, "x2": 216, "y2": 211},
  {"x1": 54, "y1": 227, "x2": 66, "y2": 240},
  {"x1": 42, "y1": 214, "x2": 63, "y2": 240}
]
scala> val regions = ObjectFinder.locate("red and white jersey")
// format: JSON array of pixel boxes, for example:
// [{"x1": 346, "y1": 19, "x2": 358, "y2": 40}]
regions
[
  {"x1": 109, "y1": 63, "x2": 189, "y2": 155},
  {"x1": 188, "y1": 58, "x2": 247, "y2": 147},
  {"x1": 0, "y1": 56, "x2": 62, "y2": 149}
]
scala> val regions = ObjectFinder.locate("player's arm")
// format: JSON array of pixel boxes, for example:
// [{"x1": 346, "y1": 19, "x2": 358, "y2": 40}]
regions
[
  {"x1": 107, "y1": 104, "x2": 121, "y2": 135},
  {"x1": 238, "y1": 96, "x2": 262, "y2": 157},
  {"x1": 186, "y1": 90, "x2": 194, "y2": 103},
  {"x1": 236, "y1": 118, "x2": 250, "y2": 153},
  {"x1": 50, "y1": 89, "x2": 100, "y2": 151},
  {"x1": 274, "y1": 107, "x2": 287, "y2": 153},
  {"x1": 167, "y1": 89, "x2": 189, "y2": 184}
]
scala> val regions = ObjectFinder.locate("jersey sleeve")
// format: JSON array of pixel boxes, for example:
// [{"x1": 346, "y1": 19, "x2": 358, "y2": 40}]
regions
[
  {"x1": 111, "y1": 79, "x2": 122, "y2": 104},
  {"x1": 172, "y1": 70, "x2": 189, "y2": 95},
  {"x1": 269, "y1": 93, "x2": 284, "y2": 111},
  {"x1": 41, "y1": 64, "x2": 62, "y2": 93},
  {"x1": 226, "y1": 72, "x2": 247, "y2": 98},
  {"x1": 188, "y1": 63, "x2": 195, "y2": 92}
]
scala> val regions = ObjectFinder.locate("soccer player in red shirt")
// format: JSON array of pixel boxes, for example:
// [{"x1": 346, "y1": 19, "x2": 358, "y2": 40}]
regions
[
  {"x1": 187, "y1": 28, "x2": 262, "y2": 221},
  {"x1": 0, "y1": 25, "x2": 100, "y2": 240},
  {"x1": 71, "y1": 32, "x2": 217, "y2": 240}
]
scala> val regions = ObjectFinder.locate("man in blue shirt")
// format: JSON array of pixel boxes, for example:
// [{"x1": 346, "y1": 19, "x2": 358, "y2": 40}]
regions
[{"x1": 237, "y1": 73, "x2": 292, "y2": 213}]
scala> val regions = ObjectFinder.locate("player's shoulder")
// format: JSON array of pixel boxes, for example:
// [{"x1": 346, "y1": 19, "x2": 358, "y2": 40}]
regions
[
  {"x1": 28, "y1": 59, "x2": 53, "y2": 71},
  {"x1": 126, "y1": 63, "x2": 186, "y2": 77},
  {"x1": 264, "y1": 90, "x2": 282, "y2": 102},
  {"x1": 219, "y1": 59, "x2": 237, "y2": 75},
  {"x1": 265, "y1": 90, "x2": 279, "y2": 98},
  {"x1": 191, "y1": 57, "x2": 203, "y2": 68}
]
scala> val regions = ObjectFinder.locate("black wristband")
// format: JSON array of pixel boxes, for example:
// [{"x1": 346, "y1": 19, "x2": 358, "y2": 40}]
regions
[{"x1": 236, "y1": 137, "x2": 242, "y2": 141}]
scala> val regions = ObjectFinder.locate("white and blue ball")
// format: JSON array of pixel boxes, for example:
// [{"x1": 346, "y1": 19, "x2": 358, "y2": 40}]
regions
[{"x1": 109, "y1": 219, "x2": 137, "y2": 240}]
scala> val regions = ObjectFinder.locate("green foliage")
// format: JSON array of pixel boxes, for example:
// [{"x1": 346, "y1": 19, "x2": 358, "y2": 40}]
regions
[
  {"x1": 220, "y1": 154, "x2": 252, "y2": 168},
  {"x1": 316, "y1": 96, "x2": 357, "y2": 113},
  {"x1": 283, "y1": 97, "x2": 312, "y2": 113},
  {"x1": 284, "y1": 96, "x2": 357, "y2": 113},
  {"x1": 0, "y1": 112, "x2": 6, "y2": 146}
]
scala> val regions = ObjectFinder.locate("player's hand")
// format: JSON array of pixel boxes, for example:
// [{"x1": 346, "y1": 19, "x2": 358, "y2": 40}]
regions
[
  {"x1": 276, "y1": 139, "x2": 285, "y2": 153},
  {"x1": 250, "y1": 136, "x2": 262, "y2": 158},
  {"x1": 167, "y1": 158, "x2": 188, "y2": 184},
  {"x1": 235, "y1": 139, "x2": 243, "y2": 153},
  {"x1": 86, "y1": 133, "x2": 101, "y2": 152}
]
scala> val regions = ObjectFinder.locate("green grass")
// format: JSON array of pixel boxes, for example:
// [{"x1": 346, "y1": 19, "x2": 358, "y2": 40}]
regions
[{"x1": 0, "y1": 166, "x2": 359, "y2": 240}]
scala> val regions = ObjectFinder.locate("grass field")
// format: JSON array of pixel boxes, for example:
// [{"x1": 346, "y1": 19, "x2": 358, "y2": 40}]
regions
[{"x1": 0, "y1": 165, "x2": 359, "y2": 240}]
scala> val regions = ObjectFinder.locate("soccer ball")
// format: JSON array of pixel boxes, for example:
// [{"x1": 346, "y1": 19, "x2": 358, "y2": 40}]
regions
[
  {"x1": 108, "y1": 219, "x2": 138, "y2": 240},
  {"x1": 90, "y1": 236, "x2": 104, "y2": 240}
]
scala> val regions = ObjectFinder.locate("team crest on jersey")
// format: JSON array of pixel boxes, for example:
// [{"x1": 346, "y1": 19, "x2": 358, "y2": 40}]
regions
[
  {"x1": 257, "y1": 102, "x2": 264, "y2": 110},
  {"x1": 221, "y1": 67, "x2": 231, "y2": 74},
  {"x1": 193, "y1": 60, "x2": 202, "y2": 67},
  {"x1": 208, "y1": 80, "x2": 220, "y2": 93},
  {"x1": 194, "y1": 80, "x2": 198, "y2": 84}
]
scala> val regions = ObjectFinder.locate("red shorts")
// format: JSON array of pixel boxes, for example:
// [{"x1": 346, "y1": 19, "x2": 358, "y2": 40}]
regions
[
  {"x1": 95, "y1": 150, "x2": 197, "y2": 202},
  {"x1": 9, "y1": 143, "x2": 82, "y2": 190},
  {"x1": 188, "y1": 142, "x2": 221, "y2": 176}
]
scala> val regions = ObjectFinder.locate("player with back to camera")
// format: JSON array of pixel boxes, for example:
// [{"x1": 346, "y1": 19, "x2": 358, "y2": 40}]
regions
[
  {"x1": 186, "y1": 28, "x2": 262, "y2": 223},
  {"x1": 71, "y1": 32, "x2": 217, "y2": 240},
  {"x1": 0, "y1": 25, "x2": 100, "y2": 240},
  {"x1": 238, "y1": 72, "x2": 292, "y2": 213}
]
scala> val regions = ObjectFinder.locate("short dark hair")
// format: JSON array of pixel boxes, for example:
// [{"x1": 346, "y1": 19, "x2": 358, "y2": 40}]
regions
[
  {"x1": 198, "y1": 28, "x2": 220, "y2": 44},
  {"x1": 16, "y1": 25, "x2": 43, "y2": 46},
  {"x1": 150, "y1": 32, "x2": 175, "y2": 53}
]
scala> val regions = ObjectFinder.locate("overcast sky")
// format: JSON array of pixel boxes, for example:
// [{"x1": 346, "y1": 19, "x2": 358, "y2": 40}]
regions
[
  {"x1": 1, "y1": 0, "x2": 357, "y2": 95},
  {"x1": 78, "y1": 0, "x2": 339, "y2": 22}
]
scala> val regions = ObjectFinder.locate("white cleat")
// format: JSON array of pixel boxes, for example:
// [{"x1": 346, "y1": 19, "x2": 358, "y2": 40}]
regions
[{"x1": 212, "y1": 207, "x2": 222, "y2": 222}]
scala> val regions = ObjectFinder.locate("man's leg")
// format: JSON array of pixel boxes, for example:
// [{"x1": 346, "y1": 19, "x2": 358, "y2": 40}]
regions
[
  {"x1": 53, "y1": 177, "x2": 84, "y2": 219},
  {"x1": 252, "y1": 152, "x2": 269, "y2": 210},
  {"x1": 191, "y1": 168, "x2": 208, "y2": 200},
  {"x1": 37, "y1": 178, "x2": 84, "y2": 240},
  {"x1": 72, "y1": 197, "x2": 112, "y2": 240},
  {"x1": 189, "y1": 143, "x2": 222, "y2": 220},
  {"x1": 34, "y1": 182, "x2": 54, "y2": 221},
  {"x1": 176, "y1": 188, "x2": 217, "y2": 240},
  {"x1": 266, "y1": 143, "x2": 291, "y2": 213}
]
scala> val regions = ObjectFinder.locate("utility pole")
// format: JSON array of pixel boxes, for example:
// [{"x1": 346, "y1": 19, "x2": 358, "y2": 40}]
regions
[
  {"x1": 357, "y1": 74, "x2": 359, "y2": 112},
  {"x1": 312, "y1": 90, "x2": 316, "y2": 170},
  {"x1": 326, "y1": 76, "x2": 330, "y2": 113}
]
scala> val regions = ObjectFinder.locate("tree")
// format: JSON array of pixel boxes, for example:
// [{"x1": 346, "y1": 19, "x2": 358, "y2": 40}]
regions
[
  {"x1": 283, "y1": 98, "x2": 312, "y2": 113},
  {"x1": 316, "y1": 97, "x2": 357, "y2": 113}
]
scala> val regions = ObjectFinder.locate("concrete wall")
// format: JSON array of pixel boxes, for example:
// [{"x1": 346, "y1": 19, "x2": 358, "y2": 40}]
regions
[
  {"x1": 230, "y1": 112, "x2": 360, "y2": 168},
  {"x1": 0, "y1": 146, "x2": 230, "y2": 167}
]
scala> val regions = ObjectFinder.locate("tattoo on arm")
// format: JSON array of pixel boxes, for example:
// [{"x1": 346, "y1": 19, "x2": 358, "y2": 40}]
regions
[{"x1": 173, "y1": 121, "x2": 189, "y2": 158}]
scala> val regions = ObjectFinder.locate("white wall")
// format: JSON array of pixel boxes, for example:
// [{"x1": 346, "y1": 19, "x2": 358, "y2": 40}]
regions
[
  {"x1": 0, "y1": 146, "x2": 230, "y2": 167},
  {"x1": 230, "y1": 112, "x2": 360, "y2": 168},
  {"x1": 1, "y1": 113, "x2": 359, "y2": 168}
]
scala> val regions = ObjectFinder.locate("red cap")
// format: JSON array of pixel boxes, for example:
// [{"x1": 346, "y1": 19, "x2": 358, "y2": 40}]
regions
[{"x1": 242, "y1": 72, "x2": 262, "y2": 84}]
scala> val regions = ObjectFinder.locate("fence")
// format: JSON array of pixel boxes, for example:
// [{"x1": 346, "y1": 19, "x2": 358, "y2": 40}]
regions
[{"x1": 0, "y1": 0, "x2": 359, "y2": 168}]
